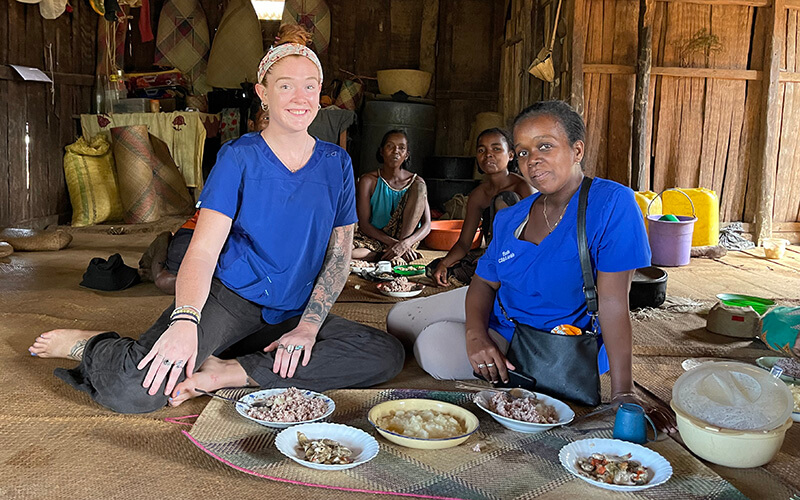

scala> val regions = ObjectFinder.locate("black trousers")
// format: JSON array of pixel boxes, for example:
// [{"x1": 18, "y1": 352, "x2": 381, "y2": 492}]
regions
[{"x1": 55, "y1": 279, "x2": 405, "y2": 414}]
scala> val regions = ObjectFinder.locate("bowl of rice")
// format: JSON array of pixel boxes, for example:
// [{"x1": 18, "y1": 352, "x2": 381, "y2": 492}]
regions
[
  {"x1": 367, "y1": 399, "x2": 479, "y2": 449},
  {"x1": 236, "y1": 387, "x2": 335, "y2": 429},
  {"x1": 473, "y1": 388, "x2": 574, "y2": 433}
]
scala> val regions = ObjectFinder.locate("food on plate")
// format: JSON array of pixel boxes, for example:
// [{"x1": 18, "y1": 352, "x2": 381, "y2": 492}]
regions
[
  {"x1": 246, "y1": 387, "x2": 328, "y2": 422},
  {"x1": 379, "y1": 277, "x2": 419, "y2": 293},
  {"x1": 350, "y1": 259, "x2": 375, "y2": 270},
  {"x1": 775, "y1": 358, "x2": 800, "y2": 379},
  {"x1": 376, "y1": 409, "x2": 465, "y2": 439},
  {"x1": 371, "y1": 271, "x2": 396, "y2": 280},
  {"x1": 296, "y1": 432, "x2": 353, "y2": 465},
  {"x1": 576, "y1": 453, "x2": 651, "y2": 486},
  {"x1": 788, "y1": 383, "x2": 800, "y2": 412},
  {"x1": 488, "y1": 391, "x2": 559, "y2": 424},
  {"x1": 395, "y1": 265, "x2": 423, "y2": 272}
]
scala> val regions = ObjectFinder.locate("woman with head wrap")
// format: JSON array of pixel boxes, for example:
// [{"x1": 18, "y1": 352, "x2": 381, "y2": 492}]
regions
[{"x1": 29, "y1": 25, "x2": 404, "y2": 413}]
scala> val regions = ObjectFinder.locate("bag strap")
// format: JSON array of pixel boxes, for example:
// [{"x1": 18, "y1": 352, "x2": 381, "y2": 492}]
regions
[
  {"x1": 578, "y1": 176, "x2": 596, "y2": 313},
  {"x1": 497, "y1": 176, "x2": 597, "y2": 329}
]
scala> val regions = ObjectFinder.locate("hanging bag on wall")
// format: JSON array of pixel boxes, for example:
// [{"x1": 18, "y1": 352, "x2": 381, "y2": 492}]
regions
[{"x1": 501, "y1": 177, "x2": 602, "y2": 406}]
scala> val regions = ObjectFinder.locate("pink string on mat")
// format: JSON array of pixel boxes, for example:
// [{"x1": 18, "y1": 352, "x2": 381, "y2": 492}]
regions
[
  {"x1": 180, "y1": 430, "x2": 466, "y2": 500},
  {"x1": 164, "y1": 415, "x2": 199, "y2": 426}
]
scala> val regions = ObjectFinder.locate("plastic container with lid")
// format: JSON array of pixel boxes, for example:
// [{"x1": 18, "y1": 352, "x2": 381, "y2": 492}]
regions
[
  {"x1": 672, "y1": 361, "x2": 792, "y2": 431},
  {"x1": 634, "y1": 191, "x2": 661, "y2": 230},
  {"x1": 671, "y1": 361, "x2": 793, "y2": 468}
]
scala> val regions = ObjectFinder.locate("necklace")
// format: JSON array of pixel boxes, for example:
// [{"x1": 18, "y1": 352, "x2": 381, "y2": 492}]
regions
[
  {"x1": 543, "y1": 195, "x2": 567, "y2": 233},
  {"x1": 268, "y1": 134, "x2": 312, "y2": 172}
]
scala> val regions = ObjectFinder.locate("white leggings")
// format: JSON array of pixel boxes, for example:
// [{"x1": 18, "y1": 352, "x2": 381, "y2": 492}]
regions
[{"x1": 386, "y1": 287, "x2": 509, "y2": 380}]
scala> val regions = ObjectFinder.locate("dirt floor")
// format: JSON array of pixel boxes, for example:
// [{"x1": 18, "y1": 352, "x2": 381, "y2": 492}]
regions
[{"x1": 1, "y1": 219, "x2": 799, "y2": 499}]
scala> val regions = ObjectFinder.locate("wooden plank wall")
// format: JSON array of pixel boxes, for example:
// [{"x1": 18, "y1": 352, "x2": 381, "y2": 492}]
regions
[
  {"x1": 0, "y1": 1, "x2": 96, "y2": 228},
  {"x1": 774, "y1": 10, "x2": 800, "y2": 222},
  {"x1": 572, "y1": 0, "x2": 800, "y2": 226}
]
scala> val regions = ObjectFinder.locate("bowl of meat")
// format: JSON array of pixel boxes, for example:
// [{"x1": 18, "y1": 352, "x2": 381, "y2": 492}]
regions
[
  {"x1": 377, "y1": 277, "x2": 425, "y2": 298},
  {"x1": 274, "y1": 422, "x2": 379, "y2": 471},
  {"x1": 236, "y1": 387, "x2": 335, "y2": 429},
  {"x1": 473, "y1": 388, "x2": 574, "y2": 433},
  {"x1": 559, "y1": 438, "x2": 673, "y2": 491}
]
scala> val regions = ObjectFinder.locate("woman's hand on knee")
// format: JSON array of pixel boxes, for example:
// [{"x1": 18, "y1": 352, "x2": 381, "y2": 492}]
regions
[
  {"x1": 137, "y1": 322, "x2": 198, "y2": 396},
  {"x1": 265, "y1": 323, "x2": 317, "y2": 379},
  {"x1": 466, "y1": 331, "x2": 514, "y2": 384},
  {"x1": 432, "y1": 262, "x2": 449, "y2": 287}
]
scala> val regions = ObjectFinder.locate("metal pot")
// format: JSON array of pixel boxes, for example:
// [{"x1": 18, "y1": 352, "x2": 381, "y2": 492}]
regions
[
  {"x1": 629, "y1": 266, "x2": 668, "y2": 310},
  {"x1": 424, "y1": 156, "x2": 476, "y2": 180}
]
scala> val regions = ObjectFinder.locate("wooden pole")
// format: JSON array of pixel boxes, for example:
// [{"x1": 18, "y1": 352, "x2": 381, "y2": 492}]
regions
[
  {"x1": 754, "y1": 0, "x2": 786, "y2": 242},
  {"x1": 631, "y1": 0, "x2": 655, "y2": 191},
  {"x1": 419, "y1": 0, "x2": 439, "y2": 99},
  {"x1": 567, "y1": 0, "x2": 585, "y2": 115}
]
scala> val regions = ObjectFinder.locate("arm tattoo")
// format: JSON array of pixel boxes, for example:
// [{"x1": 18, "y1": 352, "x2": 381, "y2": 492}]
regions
[{"x1": 301, "y1": 223, "x2": 354, "y2": 327}]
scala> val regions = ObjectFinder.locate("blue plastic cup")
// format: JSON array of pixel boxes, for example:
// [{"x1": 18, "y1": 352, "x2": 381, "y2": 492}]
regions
[{"x1": 613, "y1": 403, "x2": 657, "y2": 444}]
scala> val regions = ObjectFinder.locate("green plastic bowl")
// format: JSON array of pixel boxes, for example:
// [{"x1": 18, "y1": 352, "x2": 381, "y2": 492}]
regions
[
  {"x1": 393, "y1": 264, "x2": 426, "y2": 276},
  {"x1": 716, "y1": 293, "x2": 775, "y2": 316}
]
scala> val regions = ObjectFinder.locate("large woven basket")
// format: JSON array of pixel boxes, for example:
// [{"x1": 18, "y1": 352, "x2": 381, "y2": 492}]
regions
[{"x1": 376, "y1": 69, "x2": 432, "y2": 97}]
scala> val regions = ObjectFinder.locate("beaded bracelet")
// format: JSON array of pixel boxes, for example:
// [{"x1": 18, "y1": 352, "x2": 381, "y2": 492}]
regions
[{"x1": 170, "y1": 305, "x2": 201, "y2": 323}]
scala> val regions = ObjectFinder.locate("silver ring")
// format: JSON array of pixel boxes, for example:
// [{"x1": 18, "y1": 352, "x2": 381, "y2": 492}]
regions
[
  {"x1": 477, "y1": 363, "x2": 486, "y2": 369},
  {"x1": 294, "y1": 345, "x2": 304, "y2": 351},
  {"x1": 486, "y1": 363, "x2": 495, "y2": 368},
  {"x1": 174, "y1": 360, "x2": 184, "y2": 369},
  {"x1": 162, "y1": 359, "x2": 172, "y2": 366},
  {"x1": 286, "y1": 344, "x2": 296, "y2": 353},
  {"x1": 277, "y1": 343, "x2": 285, "y2": 350}
]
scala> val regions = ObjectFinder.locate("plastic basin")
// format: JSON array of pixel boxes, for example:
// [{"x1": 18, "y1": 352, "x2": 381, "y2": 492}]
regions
[{"x1": 424, "y1": 219, "x2": 481, "y2": 251}]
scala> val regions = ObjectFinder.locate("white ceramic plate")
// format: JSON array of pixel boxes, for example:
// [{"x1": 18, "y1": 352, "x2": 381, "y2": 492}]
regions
[
  {"x1": 473, "y1": 389, "x2": 574, "y2": 433},
  {"x1": 792, "y1": 412, "x2": 800, "y2": 423},
  {"x1": 755, "y1": 356, "x2": 800, "y2": 385},
  {"x1": 559, "y1": 438, "x2": 673, "y2": 492},
  {"x1": 235, "y1": 388, "x2": 336, "y2": 429},
  {"x1": 275, "y1": 422, "x2": 379, "y2": 471},
  {"x1": 350, "y1": 263, "x2": 376, "y2": 274},
  {"x1": 377, "y1": 283, "x2": 424, "y2": 298}
]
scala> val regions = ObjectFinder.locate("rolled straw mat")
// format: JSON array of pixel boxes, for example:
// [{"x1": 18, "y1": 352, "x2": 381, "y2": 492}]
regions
[
  {"x1": 112, "y1": 125, "x2": 193, "y2": 223},
  {"x1": 183, "y1": 387, "x2": 746, "y2": 500},
  {"x1": 206, "y1": 0, "x2": 263, "y2": 88}
]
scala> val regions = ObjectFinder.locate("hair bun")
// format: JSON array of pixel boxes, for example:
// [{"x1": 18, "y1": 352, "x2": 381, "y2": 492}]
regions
[{"x1": 275, "y1": 24, "x2": 314, "y2": 47}]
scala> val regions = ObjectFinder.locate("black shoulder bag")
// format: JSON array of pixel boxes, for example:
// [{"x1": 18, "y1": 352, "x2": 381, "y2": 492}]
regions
[{"x1": 500, "y1": 176, "x2": 601, "y2": 406}]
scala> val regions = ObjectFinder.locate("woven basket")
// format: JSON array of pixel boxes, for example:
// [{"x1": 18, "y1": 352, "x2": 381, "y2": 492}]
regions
[{"x1": 376, "y1": 69, "x2": 432, "y2": 97}]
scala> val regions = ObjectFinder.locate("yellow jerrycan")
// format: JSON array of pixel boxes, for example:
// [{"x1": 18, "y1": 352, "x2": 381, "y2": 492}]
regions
[
  {"x1": 635, "y1": 191, "x2": 661, "y2": 230},
  {"x1": 661, "y1": 188, "x2": 719, "y2": 247}
]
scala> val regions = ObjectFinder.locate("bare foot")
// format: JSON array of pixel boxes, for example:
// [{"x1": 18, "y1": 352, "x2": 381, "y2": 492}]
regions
[
  {"x1": 29, "y1": 329, "x2": 103, "y2": 360},
  {"x1": 169, "y1": 356, "x2": 252, "y2": 407}
]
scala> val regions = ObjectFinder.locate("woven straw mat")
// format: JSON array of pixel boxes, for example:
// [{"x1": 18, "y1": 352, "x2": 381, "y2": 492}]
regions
[{"x1": 185, "y1": 388, "x2": 745, "y2": 500}]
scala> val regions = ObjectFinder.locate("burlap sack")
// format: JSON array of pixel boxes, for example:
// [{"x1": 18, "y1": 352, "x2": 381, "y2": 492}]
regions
[
  {"x1": 63, "y1": 135, "x2": 124, "y2": 227},
  {"x1": 0, "y1": 229, "x2": 72, "y2": 251}
]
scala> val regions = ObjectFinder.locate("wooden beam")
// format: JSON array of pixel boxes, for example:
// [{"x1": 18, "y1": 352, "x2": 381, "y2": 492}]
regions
[
  {"x1": 739, "y1": 222, "x2": 800, "y2": 232},
  {"x1": 657, "y1": 0, "x2": 770, "y2": 6},
  {"x1": 583, "y1": 63, "x2": 762, "y2": 80},
  {"x1": 0, "y1": 65, "x2": 94, "y2": 87},
  {"x1": 779, "y1": 71, "x2": 800, "y2": 82},
  {"x1": 788, "y1": 0, "x2": 800, "y2": 8},
  {"x1": 755, "y1": 0, "x2": 786, "y2": 242},
  {"x1": 568, "y1": 0, "x2": 585, "y2": 115},
  {"x1": 435, "y1": 90, "x2": 498, "y2": 100},
  {"x1": 419, "y1": 0, "x2": 439, "y2": 99},
  {"x1": 632, "y1": 0, "x2": 656, "y2": 191}
]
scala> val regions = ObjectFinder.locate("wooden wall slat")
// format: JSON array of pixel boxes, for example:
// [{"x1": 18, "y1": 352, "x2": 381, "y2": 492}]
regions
[{"x1": 0, "y1": 80, "x2": 8, "y2": 226}]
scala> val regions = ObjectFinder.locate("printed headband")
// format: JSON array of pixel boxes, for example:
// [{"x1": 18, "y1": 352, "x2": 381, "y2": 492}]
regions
[{"x1": 257, "y1": 43, "x2": 324, "y2": 84}]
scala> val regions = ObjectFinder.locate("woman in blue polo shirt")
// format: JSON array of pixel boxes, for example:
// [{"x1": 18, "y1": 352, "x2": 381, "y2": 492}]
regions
[
  {"x1": 29, "y1": 26, "x2": 404, "y2": 414},
  {"x1": 388, "y1": 101, "x2": 673, "y2": 428}
]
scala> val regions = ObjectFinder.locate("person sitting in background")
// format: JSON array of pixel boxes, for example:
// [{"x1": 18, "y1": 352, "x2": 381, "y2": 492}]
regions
[
  {"x1": 139, "y1": 98, "x2": 271, "y2": 295},
  {"x1": 427, "y1": 128, "x2": 533, "y2": 286},
  {"x1": 352, "y1": 130, "x2": 431, "y2": 264}
]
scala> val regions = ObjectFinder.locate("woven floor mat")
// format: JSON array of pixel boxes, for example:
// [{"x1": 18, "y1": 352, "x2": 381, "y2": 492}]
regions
[
  {"x1": 632, "y1": 355, "x2": 800, "y2": 499},
  {"x1": 632, "y1": 311, "x2": 771, "y2": 359},
  {"x1": 185, "y1": 388, "x2": 745, "y2": 500},
  {"x1": 330, "y1": 302, "x2": 393, "y2": 331}
]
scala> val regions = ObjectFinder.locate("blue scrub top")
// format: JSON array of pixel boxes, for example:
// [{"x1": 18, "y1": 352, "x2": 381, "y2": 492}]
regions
[
  {"x1": 197, "y1": 133, "x2": 357, "y2": 324},
  {"x1": 475, "y1": 178, "x2": 651, "y2": 372}
]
